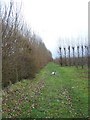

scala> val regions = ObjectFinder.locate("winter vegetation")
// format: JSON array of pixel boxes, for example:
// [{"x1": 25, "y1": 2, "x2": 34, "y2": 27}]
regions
[
  {"x1": 54, "y1": 37, "x2": 89, "y2": 68},
  {"x1": 2, "y1": 63, "x2": 88, "y2": 118},
  {"x1": 1, "y1": 0, "x2": 52, "y2": 88},
  {"x1": 1, "y1": 0, "x2": 89, "y2": 119}
]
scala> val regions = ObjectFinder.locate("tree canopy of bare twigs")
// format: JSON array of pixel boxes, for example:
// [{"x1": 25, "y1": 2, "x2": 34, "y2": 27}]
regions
[{"x1": 1, "y1": 0, "x2": 52, "y2": 88}]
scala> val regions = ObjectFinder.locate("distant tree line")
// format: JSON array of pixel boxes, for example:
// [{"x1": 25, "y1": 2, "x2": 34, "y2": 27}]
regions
[
  {"x1": 1, "y1": 0, "x2": 52, "y2": 88},
  {"x1": 55, "y1": 45, "x2": 88, "y2": 68}
]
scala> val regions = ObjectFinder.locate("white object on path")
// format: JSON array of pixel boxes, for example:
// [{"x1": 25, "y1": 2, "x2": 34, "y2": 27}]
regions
[{"x1": 51, "y1": 71, "x2": 56, "y2": 75}]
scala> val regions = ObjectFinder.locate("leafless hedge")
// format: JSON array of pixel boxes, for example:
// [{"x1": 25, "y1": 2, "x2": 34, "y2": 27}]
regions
[{"x1": 1, "y1": 0, "x2": 52, "y2": 88}]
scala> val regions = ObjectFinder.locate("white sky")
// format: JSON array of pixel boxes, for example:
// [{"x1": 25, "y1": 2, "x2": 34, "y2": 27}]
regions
[{"x1": 3, "y1": 0, "x2": 89, "y2": 58}]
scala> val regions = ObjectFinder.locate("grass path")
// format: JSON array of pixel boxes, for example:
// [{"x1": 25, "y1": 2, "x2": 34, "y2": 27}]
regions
[{"x1": 2, "y1": 62, "x2": 88, "y2": 118}]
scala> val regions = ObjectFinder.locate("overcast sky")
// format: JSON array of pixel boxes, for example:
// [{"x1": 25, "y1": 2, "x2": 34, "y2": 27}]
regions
[{"x1": 3, "y1": 0, "x2": 88, "y2": 58}]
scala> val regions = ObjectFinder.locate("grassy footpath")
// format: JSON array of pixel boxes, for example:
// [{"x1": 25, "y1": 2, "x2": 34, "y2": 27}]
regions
[{"x1": 2, "y1": 62, "x2": 88, "y2": 118}]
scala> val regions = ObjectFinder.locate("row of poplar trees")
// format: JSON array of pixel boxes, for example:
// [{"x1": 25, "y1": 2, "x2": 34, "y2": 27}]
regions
[
  {"x1": 1, "y1": 1, "x2": 52, "y2": 88},
  {"x1": 55, "y1": 45, "x2": 88, "y2": 68}
]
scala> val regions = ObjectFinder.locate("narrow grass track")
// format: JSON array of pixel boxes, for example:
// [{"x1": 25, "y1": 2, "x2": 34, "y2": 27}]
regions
[{"x1": 2, "y1": 62, "x2": 88, "y2": 118}]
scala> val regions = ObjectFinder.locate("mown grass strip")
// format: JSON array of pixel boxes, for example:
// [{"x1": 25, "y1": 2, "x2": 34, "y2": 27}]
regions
[{"x1": 2, "y1": 62, "x2": 88, "y2": 118}]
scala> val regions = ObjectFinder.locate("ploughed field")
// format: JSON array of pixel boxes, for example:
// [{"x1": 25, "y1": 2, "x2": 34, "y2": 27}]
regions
[{"x1": 2, "y1": 62, "x2": 88, "y2": 118}]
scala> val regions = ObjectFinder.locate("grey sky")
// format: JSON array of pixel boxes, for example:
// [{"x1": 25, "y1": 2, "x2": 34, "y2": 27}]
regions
[
  {"x1": 3, "y1": 0, "x2": 88, "y2": 58},
  {"x1": 21, "y1": 0, "x2": 88, "y2": 58}
]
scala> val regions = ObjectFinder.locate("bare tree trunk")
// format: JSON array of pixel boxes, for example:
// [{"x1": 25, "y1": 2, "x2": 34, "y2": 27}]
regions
[
  {"x1": 85, "y1": 46, "x2": 88, "y2": 66},
  {"x1": 81, "y1": 46, "x2": 84, "y2": 69},
  {"x1": 2, "y1": 0, "x2": 13, "y2": 39},
  {"x1": 68, "y1": 46, "x2": 71, "y2": 66},
  {"x1": 64, "y1": 47, "x2": 67, "y2": 66},
  {"x1": 72, "y1": 47, "x2": 75, "y2": 66},
  {"x1": 59, "y1": 47, "x2": 62, "y2": 66},
  {"x1": 77, "y1": 46, "x2": 80, "y2": 68}
]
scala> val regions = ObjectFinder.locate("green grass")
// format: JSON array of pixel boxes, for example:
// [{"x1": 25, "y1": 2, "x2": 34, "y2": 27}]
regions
[{"x1": 2, "y1": 62, "x2": 88, "y2": 118}]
